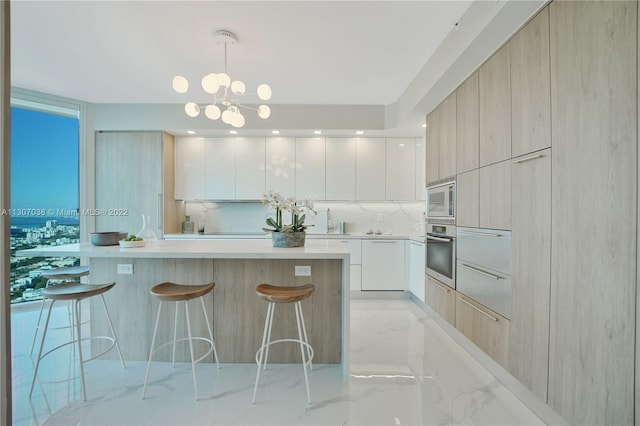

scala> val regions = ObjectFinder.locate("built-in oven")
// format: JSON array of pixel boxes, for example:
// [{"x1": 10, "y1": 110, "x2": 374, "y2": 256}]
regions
[
  {"x1": 426, "y1": 179, "x2": 455, "y2": 220},
  {"x1": 425, "y1": 223, "x2": 456, "y2": 289}
]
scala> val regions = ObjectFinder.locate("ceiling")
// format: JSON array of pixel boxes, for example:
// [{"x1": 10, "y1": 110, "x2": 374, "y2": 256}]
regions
[{"x1": 9, "y1": 1, "x2": 542, "y2": 137}]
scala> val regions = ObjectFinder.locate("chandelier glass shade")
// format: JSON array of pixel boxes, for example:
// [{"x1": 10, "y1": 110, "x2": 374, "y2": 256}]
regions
[{"x1": 172, "y1": 30, "x2": 271, "y2": 128}]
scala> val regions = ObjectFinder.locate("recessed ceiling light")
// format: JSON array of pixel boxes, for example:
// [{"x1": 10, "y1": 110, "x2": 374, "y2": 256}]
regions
[
  {"x1": 187, "y1": 130, "x2": 195, "y2": 135},
  {"x1": 356, "y1": 130, "x2": 364, "y2": 135},
  {"x1": 229, "y1": 130, "x2": 238, "y2": 135},
  {"x1": 422, "y1": 123, "x2": 427, "y2": 128},
  {"x1": 314, "y1": 130, "x2": 322, "y2": 135},
  {"x1": 399, "y1": 143, "x2": 405, "y2": 147},
  {"x1": 272, "y1": 130, "x2": 280, "y2": 135}
]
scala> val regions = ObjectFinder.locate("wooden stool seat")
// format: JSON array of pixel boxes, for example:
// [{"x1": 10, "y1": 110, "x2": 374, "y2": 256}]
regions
[
  {"x1": 40, "y1": 265, "x2": 90, "y2": 280},
  {"x1": 255, "y1": 283, "x2": 315, "y2": 304},
  {"x1": 150, "y1": 282, "x2": 215, "y2": 301},
  {"x1": 42, "y1": 282, "x2": 115, "y2": 301}
]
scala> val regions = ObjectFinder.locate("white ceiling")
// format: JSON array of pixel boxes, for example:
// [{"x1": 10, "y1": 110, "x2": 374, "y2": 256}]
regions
[{"x1": 9, "y1": 1, "x2": 543, "y2": 137}]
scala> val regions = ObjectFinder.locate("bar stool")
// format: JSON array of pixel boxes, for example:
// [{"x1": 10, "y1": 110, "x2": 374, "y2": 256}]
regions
[
  {"x1": 29, "y1": 281, "x2": 125, "y2": 401},
  {"x1": 30, "y1": 265, "x2": 91, "y2": 354},
  {"x1": 142, "y1": 282, "x2": 220, "y2": 401},
  {"x1": 252, "y1": 283, "x2": 315, "y2": 404}
]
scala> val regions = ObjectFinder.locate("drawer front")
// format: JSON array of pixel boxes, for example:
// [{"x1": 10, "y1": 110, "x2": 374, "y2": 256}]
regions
[
  {"x1": 426, "y1": 275, "x2": 455, "y2": 325},
  {"x1": 455, "y1": 293, "x2": 510, "y2": 367},
  {"x1": 456, "y1": 260, "x2": 511, "y2": 319},
  {"x1": 456, "y1": 227, "x2": 511, "y2": 274},
  {"x1": 339, "y1": 239, "x2": 362, "y2": 264}
]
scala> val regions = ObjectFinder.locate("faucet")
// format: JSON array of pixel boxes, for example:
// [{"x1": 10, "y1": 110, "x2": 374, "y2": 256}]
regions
[{"x1": 326, "y1": 208, "x2": 332, "y2": 233}]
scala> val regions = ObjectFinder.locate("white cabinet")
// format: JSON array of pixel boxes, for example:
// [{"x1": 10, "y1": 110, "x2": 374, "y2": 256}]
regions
[
  {"x1": 361, "y1": 239, "x2": 405, "y2": 291},
  {"x1": 295, "y1": 137, "x2": 325, "y2": 200},
  {"x1": 205, "y1": 138, "x2": 236, "y2": 200},
  {"x1": 175, "y1": 138, "x2": 205, "y2": 200},
  {"x1": 386, "y1": 138, "x2": 416, "y2": 200},
  {"x1": 415, "y1": 137, "x2": 426, "y2": 200},
  {"x1": 326, "y1": 137, "x2": 356, "y2": 200},
  {"x1": 407, "y1": 240, "x2": 426, "y2": 302},
  {"x1": 337, "y1": 239, "x2": 362, "y2": 291},
  {"x1": 356, "y1": 137, "x2": 385, "y2": 200},
  {"x1": 235, "y1": 138, "x2": 265, "y2": 200},
  {"x1": 265, "y1": 137, "x2": 295, "y2": 197}
]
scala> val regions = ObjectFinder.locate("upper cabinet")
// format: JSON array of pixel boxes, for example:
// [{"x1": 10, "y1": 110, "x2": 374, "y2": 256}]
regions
[
  {"x1": 295, "y1": 137, "x2": 326, "y2": 201},
  {"x1": 386, "y1": 138, "x2": 416, "y2": 201},
  {"x1": 479, "y1": 46, "x2": 511, "y2": 167},
  {"x1": 437, "y1": 92, "x2": 457, "y2": 179},
  {"x1": 456, "y1": 72, "x2": 480, "y2": 174},
  {"x1": 175, "y1": 138, "x2": 205, "y2": 200},
  {"x1": 326, "y1": 137, "x2": 356, "y2": 201},
  {"x1": 355, "y1": 137, "x2": 386, "y2": 201},
  {"x1": 510, "y1": 8, "x2": 551, "y2": 157},
  {"x1": 265, "y1": 137, "x2": 296, "y2": 198},
  {"x1": 235, "y1": 138, "x2": 265, "y2": 200},
  {"x1": 415, "y1": 137, "x2": 426, "y2": 200},
  {"x1": 426, "y1": 108, "x2": 439, "y2": 184},
  {"x1": 204, "y1": 138, "x2": 235, "y2": 200}
]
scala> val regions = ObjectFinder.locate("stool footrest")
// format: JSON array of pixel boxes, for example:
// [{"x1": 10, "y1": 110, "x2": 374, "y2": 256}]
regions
[
  {"x1": 149, "y1": 336, "x2": 214, "y2": 365},
  {"x1": 255, "y1": 338, "x2": 314, "y2": 368}
]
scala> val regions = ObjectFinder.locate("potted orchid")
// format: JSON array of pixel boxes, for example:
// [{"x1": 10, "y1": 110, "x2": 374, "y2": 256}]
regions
[{"x1": 262, "y1": 191, "x2": 316, "y2": 247}]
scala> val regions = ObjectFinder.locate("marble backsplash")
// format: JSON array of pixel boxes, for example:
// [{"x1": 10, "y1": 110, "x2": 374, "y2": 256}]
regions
[{"x1": 178, "y1": 201, "x2": 426, "y2": 236}]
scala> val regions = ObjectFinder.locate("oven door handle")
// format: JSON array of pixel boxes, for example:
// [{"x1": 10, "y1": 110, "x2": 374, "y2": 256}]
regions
[{"x1": 426, "y1": 235, "x2": 453, "y2": 243}]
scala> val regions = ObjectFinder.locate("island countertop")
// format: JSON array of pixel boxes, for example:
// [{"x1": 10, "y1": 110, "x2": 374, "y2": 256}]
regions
[{"x1": 17, "y1": 239, "x2": 351, "y2": 260}]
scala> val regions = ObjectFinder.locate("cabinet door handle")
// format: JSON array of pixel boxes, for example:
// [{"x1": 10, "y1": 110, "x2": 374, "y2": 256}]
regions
[
  {"x1": 371, "y1": 241, "x2": 397, "y2": 244},
  {"x1": 512, "y1": 153, "x2": 544, "y2": 164},
  {"x1": 458, "y1": 229, "x2": 503, "y2": 237},
  {"x1": 157, "y1": 193, "x2": 163, "y2": 230},
  {"x1": 457, "y1": 297, "x2": 498, "y2": 321},
  {"x1": 460, "y1": 263, "x2": 502, "y2": 280},
  {"x1": 426, "y1": 235, "x2": 451, "y2": 243}
]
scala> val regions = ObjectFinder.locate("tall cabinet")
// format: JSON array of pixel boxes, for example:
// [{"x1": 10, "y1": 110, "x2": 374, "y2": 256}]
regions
[
  {"x1": 95, "y1": 131, "x2": 178, "y2": 236},
  {"x1": 549, "y1": 1, "x2": 636, "y2": 425}
]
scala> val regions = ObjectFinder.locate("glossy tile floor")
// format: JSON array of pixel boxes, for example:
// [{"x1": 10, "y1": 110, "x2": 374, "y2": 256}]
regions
[{"x1": 11, "y1": 299, "x2": 545, "y2": 425}]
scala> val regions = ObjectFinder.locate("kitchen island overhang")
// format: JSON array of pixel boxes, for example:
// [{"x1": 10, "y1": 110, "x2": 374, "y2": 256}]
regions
[{"x1": 18, "y1": 239, "x2": 351, "y2": 379}]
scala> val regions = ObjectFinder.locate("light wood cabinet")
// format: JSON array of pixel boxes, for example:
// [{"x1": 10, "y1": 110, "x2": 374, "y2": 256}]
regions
[
  {"x1": 95, "y1": 131, "x2": 178, "y2": 236},
  {"x1": 455, "y1": 169, "x2": 479, "y2": 228},
  {"x1": 508, "y1": 148, "x2": 551, "y2": 401},
  {"x1": 510, "y1": 8, "x2": 551, "y2": 157},
  {"x1": 386, "y1": 138, "x2": 415, "y2": 200},
  {"x1": 479, "y1": 46, "x2": 511, "y2": 167},
  {"x1": 175, "y1": 138, "x2": 205, "y2": 200},
  {"x1": 549, "y1": 2, "x2": 636, "y2": 424},
  {"x1": 415, "y1": 137, "x2": 426, "y2": 200},
  {"x1": 456, "y1": 71, "x2": 480, "y2": 174},
  {"x1": 426, "y1": 110, "x2": 439, "y2": 184},
  {"x1": 438, "y1": 93, "x2": 457, "y2": 179},
  {"x1": 235, "y1": 138, "x2": 265, "y2": 200},
  {"x1": 479, "y1": 160, "x2": 511, "y2": 230},
  {"x1": 355, "y1": 137, "x2": 385, "y2": 201},
  {"x1": 295, "y1": 137, "x2": 325, "y2": 201},
  {"x1": 361, "y1": 240, "x2": 404, "y2": 291},
  {"x1": 426, "y1": 276, "x2": 455, "y2": 325},
  {"x1": 455, "y1": 292, "x2": 509, "y2": 367},
  {"x1": 265, "y1": 137, "x2": 296, "y2": 198},
  {"x1": 326, "y1": 137, "x2": 356, "y2": 201},
  {"x1": 204, "y1": 138, "x2": 235, "y2": 200}
]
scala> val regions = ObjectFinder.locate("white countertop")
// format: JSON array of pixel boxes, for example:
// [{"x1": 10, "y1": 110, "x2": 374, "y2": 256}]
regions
[
  {"x1": 165, "y1": 233, "x2": 426, "y2": 243},
  {"x1": 16, "y1": 239, "x2": 351, "y2": 260}
]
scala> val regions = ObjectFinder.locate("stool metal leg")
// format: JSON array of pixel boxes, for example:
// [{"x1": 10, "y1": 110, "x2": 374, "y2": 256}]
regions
[
  {"x1": 29, "y1": 297, "x2": 48, "y2": 354},
  {"x1": 100, "y1": 294, "x2": 126, "y2": 368},
  {"x1": 29, "y1": 300, "x2": 56, "y2": 399},
  {"x1": 294, "y1": 301, "x2": 311, "y2": 404},
  {"x1": 298, "y1": 302, "x2": 313, "y2": 371},
  {"x1": 199, "y1": 296, "x2": 220, "y2": 368},
  {"x1": 75, "y1": 299, "x2": 87, "y2": 401},
  {"x1": 252, "y1": 302, "x2": 273, "y2": 404},
  {"x1": 142, "y1": 300, "x2": 164, "y2": 399},
  {"x1": 184, "y1": 300, "x2": 199, "y2": 400},
  {"x1": 172, "y1": 301, "x2": 179, "y2": 367},
  {"x1": 262, "y1": 302, "x2": 276, "y2": 370}
]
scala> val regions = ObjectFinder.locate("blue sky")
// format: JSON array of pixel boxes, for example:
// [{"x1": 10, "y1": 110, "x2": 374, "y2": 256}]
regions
[{"x1": 11, "y1": 107, "x2": 79, "y2": 211}]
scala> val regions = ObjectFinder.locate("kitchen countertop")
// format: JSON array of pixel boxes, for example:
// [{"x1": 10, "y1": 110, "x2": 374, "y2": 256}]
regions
[{"x1": 164, "y1": 232, "x2": 426, "y2": 243}]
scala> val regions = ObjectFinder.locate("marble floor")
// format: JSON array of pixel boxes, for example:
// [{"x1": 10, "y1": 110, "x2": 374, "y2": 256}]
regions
[{"x1": 11, "y1": 299, "x2": 545, "y2": 425}]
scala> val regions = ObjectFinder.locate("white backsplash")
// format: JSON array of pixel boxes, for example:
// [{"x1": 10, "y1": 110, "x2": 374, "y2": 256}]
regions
[{"x1": 179, "y1": 201, "x2": 425, "y2": 236}]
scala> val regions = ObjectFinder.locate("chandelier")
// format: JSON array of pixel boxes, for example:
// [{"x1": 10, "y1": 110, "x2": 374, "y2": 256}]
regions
[{"x1": 172, "y1": 30, "x2": 272, "y2": 128}]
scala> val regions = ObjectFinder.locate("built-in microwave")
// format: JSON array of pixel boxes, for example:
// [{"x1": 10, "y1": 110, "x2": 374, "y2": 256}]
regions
[{"x1": 426, "y1": 180, "x2": 455, "y2": 220}]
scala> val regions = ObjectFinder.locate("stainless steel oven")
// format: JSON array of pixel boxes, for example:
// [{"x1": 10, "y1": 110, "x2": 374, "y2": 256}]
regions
[{"x1": 425, "y1": 223, "x2": 456, "y2": 289}]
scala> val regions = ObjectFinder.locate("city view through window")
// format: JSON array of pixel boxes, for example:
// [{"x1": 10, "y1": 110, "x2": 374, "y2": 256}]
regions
[{"x1": 9, "y1": 105, "x2": 80, "y2": 304}]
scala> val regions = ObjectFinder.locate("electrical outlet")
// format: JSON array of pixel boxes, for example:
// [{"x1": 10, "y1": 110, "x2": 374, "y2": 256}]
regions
[
  {"x1": 295, "y1": 265, "x2": 311, "y2": 276},
  {"x1": 117, "y1": 264, "x2": 133, "y2": 274}
]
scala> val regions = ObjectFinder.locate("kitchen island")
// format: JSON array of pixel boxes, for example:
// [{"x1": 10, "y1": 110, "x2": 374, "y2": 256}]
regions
[{"x1": 17, "y1": 239, "x2": 350, "y2": 376}]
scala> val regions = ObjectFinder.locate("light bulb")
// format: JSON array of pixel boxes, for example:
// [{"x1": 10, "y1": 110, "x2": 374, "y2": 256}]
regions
[
  {"x1": 184, "y1": 102, "x2": 200, "y2": 117},
  {"x1": 172, "y1": 76, "x2": 189, "y2": 93},
  {"x1": 205, "y1": 104, "x2": 221, "y2": 120},
  {"x1": 257, "y1": 105, "x2": 271, "y2": 119},
  {"x1": 217, "y1": 73, "x2": 231, "y2": 88},
  {"x1": 221, "y1": 108, "x2": 234, "y2": 124},
  {"x1": 257, "y1": 83, "x2": 272, "y2": 101},
  {"x1": 233, "y1": 112, "x2": 245, "y2": 128},
  {"x1": 231, "y1": 80, "x2": 246, "y2": 95},
  {"x1": 201, "y1": 73, "x2": 220, "y2": 94}
]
